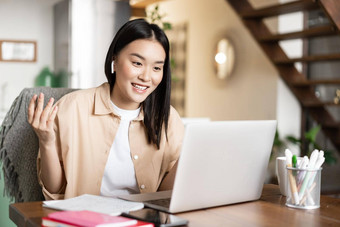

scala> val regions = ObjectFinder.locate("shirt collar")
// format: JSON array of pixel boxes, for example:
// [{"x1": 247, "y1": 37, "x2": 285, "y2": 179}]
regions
[{"x1": 94, "y1": 82, "x2": 144, "y2": 121}]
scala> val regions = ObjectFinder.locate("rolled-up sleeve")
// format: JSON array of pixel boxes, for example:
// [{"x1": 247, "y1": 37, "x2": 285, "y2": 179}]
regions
[{"x1": 37, "y1": 152, "x2": 66, "y2": 200}]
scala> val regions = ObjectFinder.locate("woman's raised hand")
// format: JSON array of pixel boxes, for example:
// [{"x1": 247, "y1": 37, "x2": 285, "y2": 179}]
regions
[
  {"x1": 28, "y1": 93, "x2": 64, "y2": 193},
  {"x1": 28, "y1": 93, "x2": 58, "y2": 146}
]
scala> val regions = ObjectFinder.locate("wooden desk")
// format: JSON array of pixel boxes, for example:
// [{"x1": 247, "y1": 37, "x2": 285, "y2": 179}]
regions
[{"x1": 9, "y1": 184, "x2": 340, "y2": 227}]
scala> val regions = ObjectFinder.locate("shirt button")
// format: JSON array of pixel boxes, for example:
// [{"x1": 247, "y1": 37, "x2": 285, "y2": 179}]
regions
[
  {"x1": 133, "y1": 155, "x2": 139, "y2": 160},
  {"x1": 140, "y1": 184, "x2": 145, "y2": 189}
]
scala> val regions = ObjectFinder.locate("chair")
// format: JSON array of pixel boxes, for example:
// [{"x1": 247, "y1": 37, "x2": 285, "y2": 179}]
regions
[{"x1": 0, "y1": 87, "x2": 76, "y2": 202}]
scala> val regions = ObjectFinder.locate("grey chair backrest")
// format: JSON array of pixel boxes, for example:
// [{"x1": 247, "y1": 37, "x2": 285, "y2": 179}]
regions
[{"x1": 0, "y1": 87, "x2": 77, "y2": 202}]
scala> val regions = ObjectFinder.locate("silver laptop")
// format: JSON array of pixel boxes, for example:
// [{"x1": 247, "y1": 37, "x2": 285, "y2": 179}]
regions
[{"x1": 119, "y1": 120, "x2": 277, "y2": 213}]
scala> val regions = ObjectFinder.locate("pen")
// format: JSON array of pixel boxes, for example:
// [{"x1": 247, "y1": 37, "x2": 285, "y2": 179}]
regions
[
  {"x1": 307, "y1": 156, "x2": 325, "y2": 188},
  {"x1": 285, "y1": 149, "x2": 299, "y2": 205},
  {"x1": 297, "y1": 156, "x2": 309, "y2": 185},
  {"x1": 306, "y1": 182, "x2": 317, "y2": 206},
  {"x1": 308, "y1": 149, "x2": 319, "y2": 168},
  {"x1": 300, "y1": 151, "x2": 324, "y2": 206},
  {"x1": 300, "y1": 182, "x2": 316, "y2": 206},
  {"x1": 298, "y1": 149, "x2": 319, "y2": 200}
]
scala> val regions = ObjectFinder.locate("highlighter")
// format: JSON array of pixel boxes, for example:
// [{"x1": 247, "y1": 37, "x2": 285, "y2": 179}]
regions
[
  {"x1": 285, "y1": 149, "x2": 300, "y2": 205},
  {"x1": 292, "y1": 155, "x2": 297, "y2": 168},
  {"x1": 292, "y1": 155, "x2": 297, "y2": 176}
]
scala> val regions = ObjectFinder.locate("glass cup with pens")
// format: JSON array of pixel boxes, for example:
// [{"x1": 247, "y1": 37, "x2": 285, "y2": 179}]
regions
[
  {"x1": 284, "y1": 149, "x2": 324, "y2": 209},
  {"x1": 286, "y1": 166, "x2": 322, "y2": 209}
]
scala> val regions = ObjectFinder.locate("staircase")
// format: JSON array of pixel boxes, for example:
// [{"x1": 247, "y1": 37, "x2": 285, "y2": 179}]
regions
[{"x1": 226, "y1": 0, "x2": 340, "y2": 155}]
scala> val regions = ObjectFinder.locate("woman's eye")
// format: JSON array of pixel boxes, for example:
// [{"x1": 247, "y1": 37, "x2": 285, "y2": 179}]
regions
[
  {"x1": 133, "y1": 62, "x2": 142, "y2": 66},
  {"x1": 154, "y1": 66, "x2": 162, "y2": 71}
]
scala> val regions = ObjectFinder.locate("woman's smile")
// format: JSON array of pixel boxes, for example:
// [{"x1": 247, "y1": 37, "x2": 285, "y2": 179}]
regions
[{"x1": 132, "y1": 83, "x2": 149, "y2": 92}]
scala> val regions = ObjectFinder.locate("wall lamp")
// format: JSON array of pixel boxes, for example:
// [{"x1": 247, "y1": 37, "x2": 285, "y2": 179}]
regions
[{"x1": 214, "y1": 38, "x2": 235, "y2": 80}]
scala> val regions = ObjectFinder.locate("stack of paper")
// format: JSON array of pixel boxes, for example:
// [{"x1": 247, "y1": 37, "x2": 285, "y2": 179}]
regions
[{"x1": 43, "y1": 194, "x2": 144, "y2": 216}]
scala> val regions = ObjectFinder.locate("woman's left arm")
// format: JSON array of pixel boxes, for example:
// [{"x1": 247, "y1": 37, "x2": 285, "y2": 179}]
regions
[
  {"x1": 158, "y1": 161, "x2": 178, "y2": 191},
  {"x1": 157, "y1": 107, "x2": 184, "y2": 191}
]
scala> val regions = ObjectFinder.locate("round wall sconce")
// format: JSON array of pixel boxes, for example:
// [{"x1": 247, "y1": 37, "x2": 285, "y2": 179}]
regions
[{"x1": 214, "y1": 38, "x2": 235, "y2": 80}]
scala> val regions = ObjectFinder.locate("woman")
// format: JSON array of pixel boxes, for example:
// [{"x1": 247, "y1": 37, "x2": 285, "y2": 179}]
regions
[{"x1": 28, "y1": 19, "x2": 185, "y2": 200}]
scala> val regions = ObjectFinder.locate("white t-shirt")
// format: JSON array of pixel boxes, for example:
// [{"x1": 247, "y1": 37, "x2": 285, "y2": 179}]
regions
[{"x1": 100, "y1": 102, "x2": 140, "y2": 197}]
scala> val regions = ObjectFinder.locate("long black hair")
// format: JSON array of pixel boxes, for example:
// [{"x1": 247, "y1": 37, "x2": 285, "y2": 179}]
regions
[{"x1": 104, "y1": 19, "x2": 171, "y2": 149}]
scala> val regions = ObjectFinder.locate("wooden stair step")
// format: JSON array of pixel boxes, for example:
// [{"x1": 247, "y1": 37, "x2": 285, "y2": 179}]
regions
[
  {"x1": 331, "y1": 137, "x2": 340, "y2": 146},
  {"x1": 320, "y1": 0, "x2": 340, "y2": 30},
  {"x1": 240, "y1": 0, "x2": 319, "y2": 19},
  {"x1": 328, "y1": 131, "x2": 340, "y2": 144},
  {"x1": 322, "y1": 122, "x2": 340, "y2": 129},
  {"x1": 303, "y1": 101, "x2": 340, "y2": 107},
  {"x1": 274, "y1": 53, "x2": 340, "y2": 64},
  {"x1": 130, "y1": 0, "x2": 167, "y2": 8},
  {"x1": 259, "y1": 25, "x2": 337, "y2": 42},
  {"x1": 292, "y1": 79, "x2": 340, "y2": 86}
]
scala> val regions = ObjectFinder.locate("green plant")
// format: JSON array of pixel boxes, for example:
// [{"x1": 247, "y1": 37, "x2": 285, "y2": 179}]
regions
[
  {"x1": 272, "y1": 125, "x2": 337, "y2": 165},
  {"x1": 286, "y1": 125, "x2": 337, "y2": 165},
  {"x1": 146, "y1": 5, "x2": 172, "y2": 31},
  {"x1": 35, "y1": 66, "x2": 69, "y2": 88}
]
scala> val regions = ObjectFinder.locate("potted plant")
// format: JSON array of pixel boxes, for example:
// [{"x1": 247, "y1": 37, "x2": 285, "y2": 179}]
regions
[{"x1": 266, "y1": 125, "x2": 337, "y2": 183}]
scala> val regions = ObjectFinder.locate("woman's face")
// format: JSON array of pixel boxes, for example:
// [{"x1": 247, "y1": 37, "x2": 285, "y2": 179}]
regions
[{"x1": 111, "y1": 39, "x2": 166, "y2": 110}]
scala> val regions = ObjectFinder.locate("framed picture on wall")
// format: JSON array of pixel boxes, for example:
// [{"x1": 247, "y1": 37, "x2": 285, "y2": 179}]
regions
[{"x1": 0, "y1": 40, "x2": 37, "y2": 62}]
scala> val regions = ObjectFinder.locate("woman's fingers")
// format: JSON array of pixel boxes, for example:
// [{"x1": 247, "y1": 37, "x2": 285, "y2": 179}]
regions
[
  {"x1": 32, "y1": 93, "x2": 45, "y2": 127},
  {"x1": 29, "y1": 93, "x2": 57, "y2": 130},
  {"x1": 40, "y1": 97, "x2": 55, "y2": 125},
  {"x1": 27, "y1": 93, "x2": 57, "y2": 144},
  {"x1": 47, "y1": 106, "x2": 58, "y2": 129},
  {"x1": 28, "y1": 94, "x2": 38, "y2": 124}
]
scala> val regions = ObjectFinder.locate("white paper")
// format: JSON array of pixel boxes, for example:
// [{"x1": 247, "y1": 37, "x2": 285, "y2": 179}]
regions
[{"x1": 43, "y1": 194, "x2": 144, "y2": 216}]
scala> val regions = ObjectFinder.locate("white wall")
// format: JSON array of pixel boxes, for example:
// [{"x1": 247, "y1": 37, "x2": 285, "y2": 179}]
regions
[
  {"x1": 71, "y1": 0, "x2": 96, "y2": 88},
  {"x1": 71, "y1": 0, "x2": 130, "y2": 89},
  {"x1": 93, "y1": 0, "x2": 131, "y2": 87},
  {"x1": 0, "y1": 0, "x2": 55, "y2": 111},
  {"x1": 152, "y1": 0, "x2": 278, "y2": 121},
  {"x1": 94, "y1": 0, "x2": 115, "y2": 88}
]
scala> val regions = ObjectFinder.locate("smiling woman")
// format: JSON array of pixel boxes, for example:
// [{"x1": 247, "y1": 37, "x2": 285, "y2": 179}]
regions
[{"x1": 27, "y1": 19, "x2": 185, "y2": 200}]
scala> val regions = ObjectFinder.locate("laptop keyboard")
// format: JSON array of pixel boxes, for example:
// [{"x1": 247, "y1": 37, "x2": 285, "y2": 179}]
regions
[{"x1": 145, "y1": 198, "x2": 171, "y2": 209}]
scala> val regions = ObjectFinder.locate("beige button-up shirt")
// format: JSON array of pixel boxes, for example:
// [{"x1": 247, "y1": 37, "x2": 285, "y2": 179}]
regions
[{"x1": 37, "y1": 83, "x2": 184, "y2": 200}]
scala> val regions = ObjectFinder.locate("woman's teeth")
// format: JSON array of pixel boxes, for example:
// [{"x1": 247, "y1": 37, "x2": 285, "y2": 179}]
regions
[{"x1": 133, "y1": 84, "x2": 147, "y2": 90}]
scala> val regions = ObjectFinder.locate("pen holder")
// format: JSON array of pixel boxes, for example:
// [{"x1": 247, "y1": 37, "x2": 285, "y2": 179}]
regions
[{"x1": 285, "y1": 167, "x2": 322, "y2": 209}]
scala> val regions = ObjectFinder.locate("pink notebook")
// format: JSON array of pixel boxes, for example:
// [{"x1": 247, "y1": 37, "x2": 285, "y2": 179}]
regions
[{"x1": 46, "y1": 210, "x2": 138, "y2": 227}]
